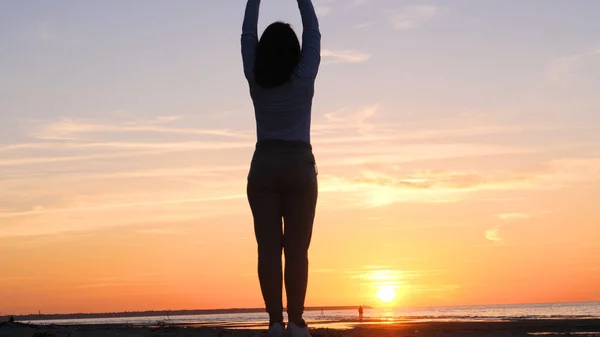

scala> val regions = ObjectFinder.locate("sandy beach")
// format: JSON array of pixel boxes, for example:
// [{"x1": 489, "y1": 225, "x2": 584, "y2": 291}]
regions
[{"x1": 2, "y1": 319, "x2": 600, "y2": 337}]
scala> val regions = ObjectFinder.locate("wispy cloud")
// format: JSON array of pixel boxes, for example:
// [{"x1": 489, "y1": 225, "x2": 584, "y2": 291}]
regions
[
  {"x1": 75, "y1": 274, "x2": 157, "y2": 289},
  {"x1": 0, "y1": 276, "x2": 35, "y2": 282},
  {"x1": 2, "y1": 107, "x2": 598, "y2": 238},
  {"x1": 311, "y1": 269, "x2": 338, "y2": 274},
  {"x1": 0, "y1": 116, "x2": 255, "y2": 167},
  {"x1": 321, "y1": 49, "x2": 371, "y2": 64},
  {"x1": 136, "y1": 227, "x2": 187, "y2": 235},
  {"x1": 0, "y1": 149, "x2": 173, "y2": 167},
  {"x1": 0, "y1": 194, "x2": 245, "y2": 220},
  {"x1": 388, "y1": 5, "x2": 440, "y2": 31},
  {"x1": 76, "y1": 282, "x2": 138, "y2": 289},
  {"x1": 355, "y1": 22, "x2": 376, "y2": 29},
  {"x1": 0, "y1": 140, "x2": 252, "y2": 153},
  {"x1": 315, "y1": 6, "x2": 332, "y2": 16},
  {"x1": 546, "y1": 47, "x2": 600, "y2": 86},
  {"x1": 363, "y1": 265, "x2": 391, "y2": 270},
  {"x1": 11, "y1": 152, "x2": 595, "y2": 236},
  {"x1": 321, "y1": 104, "x2": 378, "y2": 135},
  {"x1": 34, "y1": 118, "x2": 253, "y2": 140},
  {"x1": 485, "y1": 227, "x2": 502, "y2": 242},
  {"x1": 153, "y1": 115, "x2": 184, "y2": 123},
  {"x1": 349, "y1": 269, "x2": 432, "y2": 286},
  {"x1": 350, "y1": 0, "x2": 370, "y2": 6},
  {"x1": 2, "y1": 109, "x2": 571, "y2": 170},
  {"x1": 318, "y1": 156, "x2": 600, "y2": 207},
  {"x1": 352, "y1": 271, "x2": 403, "y2": 287},
  {"x1": 497, "y1": 213, "x2": 532, "y2": 221}
]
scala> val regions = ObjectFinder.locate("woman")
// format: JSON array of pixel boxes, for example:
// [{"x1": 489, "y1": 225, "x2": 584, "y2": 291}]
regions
[{"x1": 241, "y1": 0, "x2": 321, "y2": 336}]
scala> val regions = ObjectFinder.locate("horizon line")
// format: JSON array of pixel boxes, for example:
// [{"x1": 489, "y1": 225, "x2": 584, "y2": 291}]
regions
[{"x1": 4, "y1": 300, "x2": 599, "y2": 318}]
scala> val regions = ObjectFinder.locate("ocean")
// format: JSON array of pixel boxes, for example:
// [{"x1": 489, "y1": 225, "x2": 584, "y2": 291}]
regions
[{"x1": 26, "y1": 302, "x2": 600, "y2": 328}]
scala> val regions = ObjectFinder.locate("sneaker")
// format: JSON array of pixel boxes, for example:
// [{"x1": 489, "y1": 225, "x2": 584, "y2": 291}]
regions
[
  {"x1": 287, "y1": 321, "x2": 311, "y2": 337},
  {"x1": 268, "y1": 321, "x2": 285, "y2": 337}
]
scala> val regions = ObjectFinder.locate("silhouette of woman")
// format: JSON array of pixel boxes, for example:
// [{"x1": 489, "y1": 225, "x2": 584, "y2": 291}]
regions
[{"x1": 242, "y1": 1, "x2": 321, "y2": 336}]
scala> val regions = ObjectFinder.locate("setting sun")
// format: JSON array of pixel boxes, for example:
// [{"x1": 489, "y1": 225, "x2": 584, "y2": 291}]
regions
[{"x1": 376, "y1": 286, "x2": 397, "y2": 303}]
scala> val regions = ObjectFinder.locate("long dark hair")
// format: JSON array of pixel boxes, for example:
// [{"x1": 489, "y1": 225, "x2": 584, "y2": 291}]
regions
[{"x1": 254, "y1": 22, "x2": 301, "y2": 89}]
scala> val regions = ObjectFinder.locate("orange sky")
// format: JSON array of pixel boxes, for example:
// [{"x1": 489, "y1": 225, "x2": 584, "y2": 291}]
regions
[
  {"x1": 2, "y1": 169, "x2": 599, "y2": 314},
  {"x1": 2, "y1": 1, "x2": 600, "y2": 315}
]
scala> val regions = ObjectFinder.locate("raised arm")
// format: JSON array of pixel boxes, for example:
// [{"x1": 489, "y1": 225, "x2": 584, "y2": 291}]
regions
[
  {"x1": 241, "y1": 0, "x2": 261, "y2": 80},
  {"x1": 294, "y1": 0, "x2": 321, "y2": 79}
]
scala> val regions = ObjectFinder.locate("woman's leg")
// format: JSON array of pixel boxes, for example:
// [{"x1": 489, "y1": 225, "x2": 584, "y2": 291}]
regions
[
  {"x1": 247, "y1": 158, "x2": 285, "y2": 323},
  {"x1": 282, "y1": 159, "x2": 318, "y2": 324}
]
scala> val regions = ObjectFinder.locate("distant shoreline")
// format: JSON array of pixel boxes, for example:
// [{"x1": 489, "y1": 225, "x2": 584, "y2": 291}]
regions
[
  {"x1": 4, "y1": 306, "x2": 370, "y2": 322},
  {"x1": 4, "y1": 301, "x2": 598, "y2": 323}
]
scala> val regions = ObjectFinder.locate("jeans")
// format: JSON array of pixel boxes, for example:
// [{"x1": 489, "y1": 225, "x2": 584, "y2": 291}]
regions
[{"x1": 247, "y1": 140, "x2": 318, "y2": 324}]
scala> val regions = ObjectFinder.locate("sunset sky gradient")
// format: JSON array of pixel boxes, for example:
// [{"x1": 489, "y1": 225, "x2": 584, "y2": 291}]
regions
[{"x1": 1, "y1": 0, "x2": 600, "y2": 315}]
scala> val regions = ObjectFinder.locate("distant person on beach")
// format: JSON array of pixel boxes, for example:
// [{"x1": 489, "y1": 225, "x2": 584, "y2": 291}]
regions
[
  {"x1": 242, "y1": 0, "x2": 321, "y2": 336},
  {"x1": 358, "y1": 306, "x2": 363, "y2": 321},
  {"x1": 8, "y1": 316, "x2": 14, "y2": 323}
]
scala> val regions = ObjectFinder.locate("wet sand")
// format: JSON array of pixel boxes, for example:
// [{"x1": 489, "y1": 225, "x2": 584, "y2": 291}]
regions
[{"x1": 1, "y1": 319, "x2": 600, "y2": 336}]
